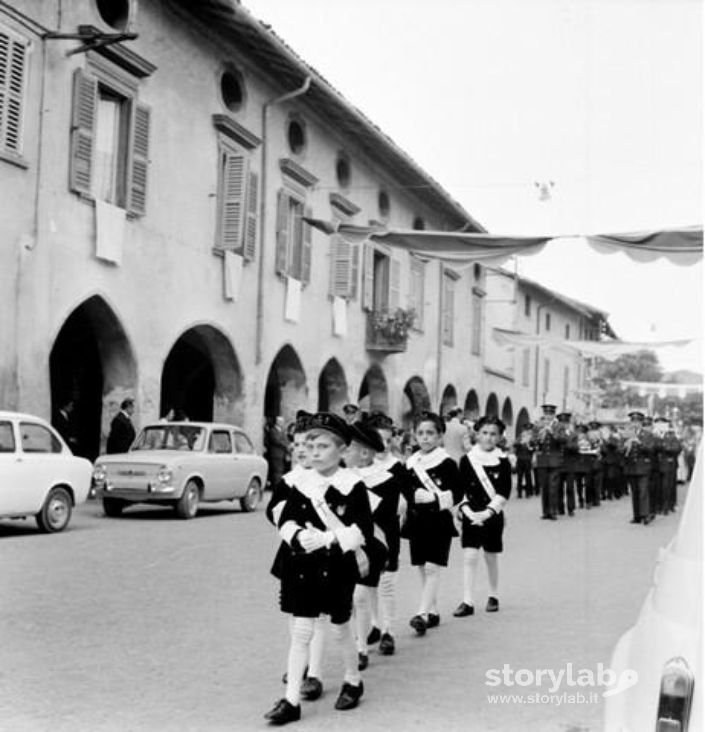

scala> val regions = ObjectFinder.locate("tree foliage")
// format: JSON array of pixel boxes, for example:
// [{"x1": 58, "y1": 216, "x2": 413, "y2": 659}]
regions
[{"x1": 593, "y1": 350, "x2": 663, "y2": 409}]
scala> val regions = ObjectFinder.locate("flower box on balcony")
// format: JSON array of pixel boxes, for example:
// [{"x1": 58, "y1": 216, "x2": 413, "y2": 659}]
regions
[{"x1": 365, "y1": 307, "x2": 416, "y2": 353}]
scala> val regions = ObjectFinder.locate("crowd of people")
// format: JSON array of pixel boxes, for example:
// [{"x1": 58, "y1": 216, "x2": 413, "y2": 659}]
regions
[{"x1": 261, "y1": 402, "x2": 698, "y2": 725}]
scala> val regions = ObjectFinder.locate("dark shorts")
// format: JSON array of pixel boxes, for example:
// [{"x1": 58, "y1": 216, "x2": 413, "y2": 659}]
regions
[{"x1": 461, "y1": 512, "x2": 505, "y2": 553}]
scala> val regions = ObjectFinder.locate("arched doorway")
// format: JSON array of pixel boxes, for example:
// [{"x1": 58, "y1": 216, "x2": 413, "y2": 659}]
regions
[
  {"x1": 49, "y1": 295, "x2": 137, "y2": 461},
  {"x1": 264, "y1": 345, "x2": 307, "y2": 425},
  {"x1": 439, "y1": 384, "x2": 458, "y2": 416},
  {"x1": 402, "y1": 375, "x2": 431, "y2": 428},
  {"x1": 161, "y1": 325, "x2": 243, "y2": 424},
  {"x1": 358, "y1": 364, "x2": 389, "y2": 414},
  {"x1": 464, "y1": 389, "x2": 480, "y2": 420},
  {"x1": 318, "y1": 358, "x2": 349, "y2": 414},
  {"x1": 485, "y1": 393, "x2": 499, "y2": 418},
  {"x1": 501, "y1": 397, "x2": 514, "y2": 430},
  {"x1": 515, "y1": 407, "x2": 531, "y2": 437}
]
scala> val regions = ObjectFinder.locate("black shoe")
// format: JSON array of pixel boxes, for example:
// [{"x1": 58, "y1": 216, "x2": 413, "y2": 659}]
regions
[
  {"x1": 300, "y1": 677, "x2": 323, "y2": 701},
  {"x1": 568, "y1": 510, "x2": 574, "y2": 516},
  {"x1": 453, "y1": 602, "x2": 475, "y2": 617},
  {"x1": 409, "y1": 614, "x2": 427, "y2": 636},
  {"x1": 426, "y1": 613, "x2": 440, "y2": 628},
  {"x1": 264, "y1": 698, "x2": 301, "y2": 725},
  {"x1": 379, "y1": 633, "x2": 395, "y2": 655},
  {"x1": 366, "y1": 626, "x2": 381, "y2": 645},
  {"x1": 334, "y1": 681, "x2": 364, "y2": 711},
  {"x1": 546, "y1": 515, "x2": 557, "y2": 521},
  {"x1": 357, "y1": 652, "x2": 368, "y2": 671},
  {"x1": 486, "y1": 596, "x2": 500, "y2": 612},
  {"x1": 630, "y1": 517, "x2": 642, "y2": 524}
]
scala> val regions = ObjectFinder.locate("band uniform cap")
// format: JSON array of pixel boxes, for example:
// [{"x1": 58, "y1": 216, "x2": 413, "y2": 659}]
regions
[
  {"x1": 587, "y1": 420, "x2": 601, "y2": 430},
  {"x1": 556, "y1": 412, "x2": 572, "y2": 422},
  {"x1": 364, "y1": 411, "x2": 394, "y2": 431},
  {"x1": 342, "y1": 403, "x2": 359, "y2": 415},
  {"x1": 541, "y1": 404, "x2": 557, "y2": 413},
  {"x1": 349, "y1": 421, "x2": 385, "y2": 453},
  {"x1": 628, "y1": 411, "x2": 645, "y2": 421},
  {"x1": 654, "y1": 416, "x2": 670, "y2": 424},
  {"x1": 309, "y1": 412, "x2": 351, "y2": 444}
]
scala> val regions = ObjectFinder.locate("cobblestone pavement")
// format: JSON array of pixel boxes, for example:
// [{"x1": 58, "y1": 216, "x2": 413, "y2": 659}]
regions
[{"x1": 0, "y1": 484, "x2": 686, "y2": 732}]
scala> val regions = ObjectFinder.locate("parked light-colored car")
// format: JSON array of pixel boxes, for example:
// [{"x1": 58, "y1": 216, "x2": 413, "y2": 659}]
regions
[
  {"x1": 0, "y1": 411, "x2": 93, "y2": 533},
  {"x1": 93, "y1": 422, "x2": 268, "y2": 519}
]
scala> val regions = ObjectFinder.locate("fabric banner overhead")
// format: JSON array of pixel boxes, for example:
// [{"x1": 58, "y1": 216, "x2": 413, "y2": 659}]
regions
[
  {"x1": 303, "y1": 218, "x2": 702, "y2": 266},
  {"x1": 492, "y1": 328, "x2": 694, "y2": 360},
  {"x1": 618, "y1": 380, "x2": 703, "y2": 398}
]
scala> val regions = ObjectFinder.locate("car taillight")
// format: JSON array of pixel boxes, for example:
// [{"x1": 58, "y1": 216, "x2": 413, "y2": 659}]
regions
[{"x1": 656, "y1": 657, "x2": 694, "y2": 732}]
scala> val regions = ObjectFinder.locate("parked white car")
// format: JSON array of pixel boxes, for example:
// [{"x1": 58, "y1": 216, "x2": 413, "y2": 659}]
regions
[
  {"x1": 0, "y1": 411, "x2": 93, "y2": 533},
  {"x1": 92, "y1": 421, "x2": 268, "y2": 519},
  {"x1": 604, "y1": 446, "x2": 702, "y2": 731}
]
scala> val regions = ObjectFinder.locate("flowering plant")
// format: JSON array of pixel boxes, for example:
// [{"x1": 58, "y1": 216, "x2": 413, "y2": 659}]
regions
[{"x1": 371, "y1": 307, "x2": 416, "y2": 342}]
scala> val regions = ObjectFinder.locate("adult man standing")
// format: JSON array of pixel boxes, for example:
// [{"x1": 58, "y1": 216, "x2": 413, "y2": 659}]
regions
[
  {"x1": 53, "y1": 399, "x2": 79, "y2": 454},
  {"x1": 622, "y1": 411, "x2": 657, "y2": 525},
  {"x1": 657, "y1": 419, "x2": 681, "y2": 514},
  {"x1": 106, "y1": 398, "x2": 136, "y2": 454},
  {"x1": 513, "y1": 424, "x2": 535, "y2": 498},
  {"x1": 533, "y1": 404, "x2": 566, "y2": 520},
  {"x1": 443, "y1": 408, "x2": 468, "y2": 463},
  {"x1": 556, "y1": 412, "x2": 577, "y2": 516},
  {"x1": 264, "y1": 415, "x2": 290, "y2": 488}
]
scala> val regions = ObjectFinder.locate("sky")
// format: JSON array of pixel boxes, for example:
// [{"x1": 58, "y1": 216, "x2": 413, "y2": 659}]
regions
[{"x1": 242, "y1": 0, "x2": 703, "y2": 373}]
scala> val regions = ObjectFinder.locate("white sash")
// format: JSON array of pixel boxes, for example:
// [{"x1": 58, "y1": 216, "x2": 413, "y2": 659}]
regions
[{"x1": 468, "y1": 454, "x2": 497, "y2": 501}]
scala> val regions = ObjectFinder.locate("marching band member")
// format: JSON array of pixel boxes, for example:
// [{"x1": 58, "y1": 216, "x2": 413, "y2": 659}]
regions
[
  {"x1": 623, "y1": 411, "x2": 657, "y2": 525},
  {"x1": 401, "y1": 411, "x2": 462, "y2": 636},
  {"x1": 265, "y1": 413, "x2": 373, "y2": 725},
  {"x1": 454, "y1": 415, "x2": 512, "y2": 617},
  {"x1": 533, "y1": 404, "x2": 567, "y2": 520}
]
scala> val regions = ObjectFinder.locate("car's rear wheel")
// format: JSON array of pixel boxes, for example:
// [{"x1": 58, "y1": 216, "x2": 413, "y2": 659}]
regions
[
  {"x1": 240, "y1": 478, "x2": 262, "y2": 512},
  {"x1": 176, "y1": 480, "x2": 199, "y2": 519},
  {"x1": 36, "y1": 487, "x2": 72, "y2": 533},
  {"x1": 103, "y1": 498, "x2": 126, "y2": 517}
]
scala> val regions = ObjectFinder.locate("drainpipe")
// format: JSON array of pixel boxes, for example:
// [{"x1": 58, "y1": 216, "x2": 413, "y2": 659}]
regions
[{"x1": 255, "y1": 76, "x2": 312, "y2": 365}]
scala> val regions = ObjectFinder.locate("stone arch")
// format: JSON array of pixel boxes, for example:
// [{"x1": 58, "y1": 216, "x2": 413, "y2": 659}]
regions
[
  {"x1": 515, "y1": 407, "x2": 532, "y2": 437},
  {"x1": 464, "y1": 389, "x2": 480, "y2": 420},
  {"x1": 49, "y1": 294, "x2": 137, "y2": 461},
  {"x1": 264, "y1": 344, "x2": 307, "y2": 425},
  {"x1": 401, "y1": 375, "x2": 431, "y2": 428},
  {"x1": 439, "y1": 384, "x2": 458, "y2": 416},
  {"x1": 501, "y1": 397, "x2": 514, "y2": 429},
  {"x1": 318, "y1": 358, "x2": 349, "y2": 414},
  {"x1": 358, "y1": 363, "x2": 389, "y2": 414},
  {"x1": 161, "y1": 324, "x2": 243, "y2": 424},
  {"x1": 485, "y1": 392, "x2": 499, "y2": 418}
]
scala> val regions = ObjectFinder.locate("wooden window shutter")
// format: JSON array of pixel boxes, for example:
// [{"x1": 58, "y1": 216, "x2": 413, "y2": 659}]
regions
[
  {"x1": 243, "y1": 170, "x2": 258, "y2": 261},
  {"x1": 0, "y1": 31, "x2": 27, "y2": 154},
  {"x1": 217, "y1": 150, "x2": 246, "y2": 250},
  {"x1": 362, "y1": 243, "x2": 374, "y2": 311},
  {"x1": 389, "y1": 258, "x2": 401, "y2": 309},
  {"x1": 69, "y1": 68, "x2": 97, "y2": 196},
  {"x1": 275, "y1": 189, "x2": 289, "y2": 275},
  {"x1": 301, "y1": 205, "x2": 313, "y2": 284},
  {"x1": 350, "y1": 244, "x2": 359, "y2": 299},
  {"x1": 330, "y1": 234, "x2": 352, "y2": 297},
  {"x1": 127, "y1": 102, "x2": 150, "y2": 216}
]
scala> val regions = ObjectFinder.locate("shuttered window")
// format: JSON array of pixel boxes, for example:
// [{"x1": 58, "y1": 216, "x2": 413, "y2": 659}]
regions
[
  {"x1": 442, "y1": 271, "x2": 455, "y2": 346},
  {"x1": 0, "y1": 28, "x2": 27, "y2": 157},
  {"x1": 409, "y1": 257, "x2": 425, "y2": 330},
  {"x1": 521, "y1": 347, "x2": 531, "y2": 386},
  {"x1": 215, "y1": 146, "x2": 259, "y2": 258},
  {"x1": 471, "y1": 291, "x2": 482, "y2": 355},
  {"x1": 274, "y1": 189, "x2": 310, "y2": 283},
  {"x1": 69, "y1": 66, "x2": 150, "y2": 215}
]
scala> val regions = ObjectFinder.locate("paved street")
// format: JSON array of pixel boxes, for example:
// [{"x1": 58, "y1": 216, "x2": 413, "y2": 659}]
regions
[{"x1": 0, "y1": 484, "x2": 686, "y2": 732}]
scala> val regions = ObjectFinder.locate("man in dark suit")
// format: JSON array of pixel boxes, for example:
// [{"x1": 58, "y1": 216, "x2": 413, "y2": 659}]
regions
[
  {"x1": 533, "y1": 404, "x2": 566, "y2": 520},
  {"x1": 53, "y1": 399, "x2": 79, "y2": 453},
  {"x1": 106, "y1": 398, "x2": 136, "y2": 454},
  {"x1": 623, "y1": 411, "x2": 657, "y2": 524}
]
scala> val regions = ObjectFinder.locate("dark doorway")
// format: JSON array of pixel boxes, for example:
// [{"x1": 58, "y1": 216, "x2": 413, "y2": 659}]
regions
[
  {"x1": 464, "y1": 389, "x2": 480, "y2": 420},
  {"x1": 264, "y1": 345, "x2": 307, "y2": 424},
  {"x1": 318, "y1": 358, "x2": 348, "y2": 413},
  {"x1": 359, "y1": 364, "x2": 389, "y2": 414},
  {"x1": 161, "y1": 338, "x2": 215, "y2": 422}
]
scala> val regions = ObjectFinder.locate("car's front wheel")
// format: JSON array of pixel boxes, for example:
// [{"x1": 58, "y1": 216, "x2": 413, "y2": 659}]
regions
[
  {"x1": 36, "y1": 487, "x2": 72, "y2": 533},
  {"x1": 175, "y1": 480, "x2": 200, "y2": 519},
  {"x1": 103, "y1": 498, "x2": 126, "y2": 517},
  {"x1": 240, "y1": 478, "x2": 262, "y2": 512}
]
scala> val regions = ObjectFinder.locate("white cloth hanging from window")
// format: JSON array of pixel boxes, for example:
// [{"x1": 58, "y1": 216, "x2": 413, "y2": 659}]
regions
[
  {"x1": 284, "y1": 276, "x2": 302, "y2": 322},
  {"x1": 95, "y1": 200, "x2": 125, "y2": 265},
  {"x1": 333, "y1": 296, "x2": 347, "y2": 336},
  {"x1": 223, "y1": 251, "x2": 243, "y2": 301}
]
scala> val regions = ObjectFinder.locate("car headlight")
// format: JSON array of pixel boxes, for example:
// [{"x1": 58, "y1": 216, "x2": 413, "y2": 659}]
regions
[
  {"x1": 156, "y1": 466, "x2": 173, "y2": 484},
  {"x1": 93, "y1": 464, "x2": 107, "y2": 483}
]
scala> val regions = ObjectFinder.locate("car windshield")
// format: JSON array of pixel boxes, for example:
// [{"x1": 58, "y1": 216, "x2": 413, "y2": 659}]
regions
[{"x1": 132, "y1": 425, "x2": 206, "y2": 452}]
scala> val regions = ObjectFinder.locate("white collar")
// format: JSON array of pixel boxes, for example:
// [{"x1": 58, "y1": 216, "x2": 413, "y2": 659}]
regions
[
  {"x1": 374, "y1": 453, "x2": 400, "y2": 471},
  {"x1": 468, "y1": 445, "x2": 503, "y2": 466},
  {"x1": 296, "y1": 467, "x2": 359, "y2": 499},
  {"x1": 283, "y1": 464, "x2": 310, "y2": 485},
  {"x1": 407, "y1": 446, "x2": 449, "y2": 471},
  {"x1": 354, "y1": 463, "x2": 392, "y2": 488}
]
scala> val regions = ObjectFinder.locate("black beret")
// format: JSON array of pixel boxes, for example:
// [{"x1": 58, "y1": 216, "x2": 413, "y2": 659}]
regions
[
  {"x1": 628, "y1": 411, "x2": 645, "y2": 421},
  {"x1": 294, "y1": 410, "x2": 314, "y2": 433},
  {"x1": 349, "y1": 421, "x2": 385, "y2": 452},
  {"x1": 364, "y1": 411, "x2": 394, "y2": 430},
  {"x1": 308, "y1": 412, "x2": 350, "y2": 444}
]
